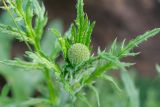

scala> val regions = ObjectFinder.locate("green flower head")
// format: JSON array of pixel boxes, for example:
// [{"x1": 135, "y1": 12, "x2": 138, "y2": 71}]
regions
[{"x1": 68, "y1": 43, "x2": 90, "y2": 65}]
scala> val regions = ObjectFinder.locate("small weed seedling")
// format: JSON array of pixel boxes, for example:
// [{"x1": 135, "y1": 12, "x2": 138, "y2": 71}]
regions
[{"x1": 0, "y1": 0, "x2": 160, "y2": 106}]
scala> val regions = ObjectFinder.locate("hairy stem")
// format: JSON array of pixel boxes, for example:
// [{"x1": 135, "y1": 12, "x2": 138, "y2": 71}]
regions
[
  {"x1": 85, "y1": 62, "x2": 113, "y2": 84},
  {"x1": 44, "y1": 68, "x2": 57, "y2": 105}
]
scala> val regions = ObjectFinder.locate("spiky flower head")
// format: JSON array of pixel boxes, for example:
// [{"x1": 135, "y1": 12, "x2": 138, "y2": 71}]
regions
[{"x1": 68, "y1": 43, "x2": 90, "y2": 65}]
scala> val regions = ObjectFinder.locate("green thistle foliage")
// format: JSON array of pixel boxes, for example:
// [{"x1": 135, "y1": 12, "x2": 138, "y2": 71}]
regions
[
  {"x1": 0, "y1": 0, "x2": 160, "y2": 106},
  {"x1": 68, "y1": 43, "x2": 90, "y2": 65},
  {"x1": 71, "y1": 0, "x2": 95, "y2": 47}
]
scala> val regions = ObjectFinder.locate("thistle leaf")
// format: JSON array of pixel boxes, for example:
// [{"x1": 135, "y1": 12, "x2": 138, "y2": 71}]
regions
[
  {"x1": 119, "y1": 28, "x2": 160, "y2": 57},
  {"x1": 85, "y1": 21, "x2": 96, "y2": 47},
  {"x1": 33, "y1": 0, "x2": 47, "y2": 39},
  {"x1": 26, "y1": 52, "x2": 61, "y2": 74},
  {"x1": 76, "y1": 0, "x2": 84, "y2": 24},
  {"x1": 0, "y1": 23, "x2": 33, "y2": 43},
  {"x1": 69, "y1": 0, "x2": 95, "y2": 47},
  {"x1": 0, "y1": 59, "x2": 43, "y2": 70}
]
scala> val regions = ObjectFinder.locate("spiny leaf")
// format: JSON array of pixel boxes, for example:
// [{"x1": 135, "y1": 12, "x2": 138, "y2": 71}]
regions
[
  {"x1": 0, "y1": 23, "x2": 33, "y2": 43},
  {"x1": 109, "y1": 38, "x2": 118, "y2": 55},
  {"x1": 81, "y1": 15, "x2": 89, "y2": 43},
  {"x1": 85, "y1": 21, "x2": 96, "y2": 47},
  {"x1": 69, "y1": 0, "x2": 95, "y2": 47},
  {"x1": 85, "y1": 62, "x2": 113, "y2": 84},
  {"x1": 25, "y1": 52, "x2": 61, "y2": 74},
  {"x1": 51, "y1": 28, "x2": 62, "y2": 38},
  {"x1": 25, "y1": 0, "x2": 33, "y2": 28},
  {"x1": 119, "y1": 28, "x2": 160, "y2": 57},
  {"x1": 85, "y1": 52, "x2": 134, "y2": 84},
  {"x1": 15, "y1": 0, "x2": 23, "y2": 13},
  {"x1": 33, "y1": 0, "x2": 47, "y2": 39},
  {"x1": 123, "y1": 52, "x2": 140, "y2": 57},
  {"x1": 100, "y1": 53, "x2": 134, "y2": 68},
  {"x1": 51, "y1": 28, "x2": 68, "y2": 58},
  {"x1": 2, "y1": 52, "x2": 55, "y2": 72},
  {"x1": 71, "y1": 24, "x2": 77, "y2": 43},
  {"x1": 76, "y1": 0, "x2": 84, "y2": 25},
  {"x1": 0, "y1": 59, "x2": 43, "y2": 70}
]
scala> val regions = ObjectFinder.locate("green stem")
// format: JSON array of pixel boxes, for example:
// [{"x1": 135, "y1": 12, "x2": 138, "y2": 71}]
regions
[
  {"x1": 34, "y1": 41, "x2": 41, "y2": 52},
  {"x1": 85, "y1": 62, "x2": 113, "y2": 84},
  {"x1": 44, "y1": 68, "x2": 57, "y2": 105}
]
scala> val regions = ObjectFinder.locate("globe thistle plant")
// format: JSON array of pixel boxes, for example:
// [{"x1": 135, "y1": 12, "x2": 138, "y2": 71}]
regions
[{"x1": 0, "y1": 0, "x2": 160, "y2": 106}]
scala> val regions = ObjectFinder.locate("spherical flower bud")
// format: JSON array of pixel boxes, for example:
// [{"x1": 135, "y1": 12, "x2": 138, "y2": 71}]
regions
[{"x1": 68, "y1": 43, "x2": 90, "y2": 65}]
